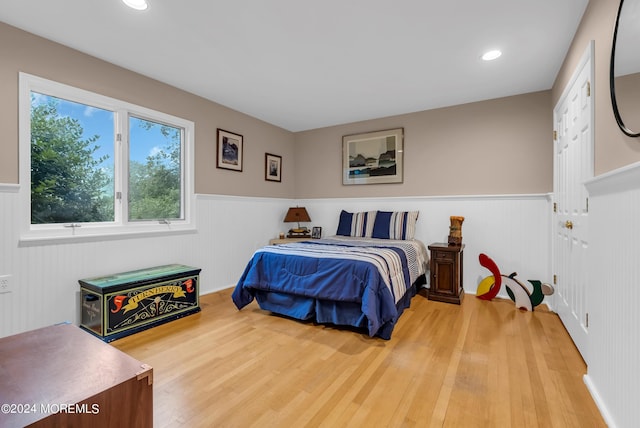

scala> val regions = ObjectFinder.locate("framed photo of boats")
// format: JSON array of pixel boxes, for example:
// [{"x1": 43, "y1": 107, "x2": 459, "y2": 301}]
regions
[{"x1": 342, "y1": 128, "x2": 403, "y2": 185}]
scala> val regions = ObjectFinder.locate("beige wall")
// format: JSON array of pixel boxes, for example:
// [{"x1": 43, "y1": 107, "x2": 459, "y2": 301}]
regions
[
  {"x1": 552, "y1": 0, "x2": 640, "y2": 176},
  {"x1": 0, "y1": 22, "x2": 295, "y2": 198},
  {"x1": 293, "y1": 91, "x2": 552, "y2": 198},
  {"x1": 11, "y1": 1, "x2": 627, "y2": 200}
]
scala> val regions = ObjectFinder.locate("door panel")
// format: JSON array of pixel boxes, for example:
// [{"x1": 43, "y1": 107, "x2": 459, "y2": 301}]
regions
[{"x1": 553, "y1": 43, "x2": 593, "y2": 363}]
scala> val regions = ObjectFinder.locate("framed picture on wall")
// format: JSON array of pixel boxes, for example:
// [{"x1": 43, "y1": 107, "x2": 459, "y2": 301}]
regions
[
  {"x1": 265, "y1": 153, "x2": 282, "y2": 182},
  {"x1": 216, "y1": 129, "x2": 243, "y2": 171},
  {"x1": 342, "y1": 128, "x2": 404, "y2": 185}
]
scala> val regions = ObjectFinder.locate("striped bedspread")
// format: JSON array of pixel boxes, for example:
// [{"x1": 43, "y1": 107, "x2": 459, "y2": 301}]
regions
[
  {"x1": 232, "y1": 236, "x2": 428, "y2": 338},
  {"x1": 262, "y1": 237, "x2": 428, "y2": 303}
]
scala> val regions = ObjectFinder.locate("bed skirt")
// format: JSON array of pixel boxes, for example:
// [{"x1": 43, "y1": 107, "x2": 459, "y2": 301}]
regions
[{"x1": 251, "y1": 274, "x2": 426, "y2": 339}]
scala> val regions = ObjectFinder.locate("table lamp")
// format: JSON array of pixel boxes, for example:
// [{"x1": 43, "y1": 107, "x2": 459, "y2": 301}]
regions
[{"x1": 284, "y1": 207, "x2": 311, "y2": 238}]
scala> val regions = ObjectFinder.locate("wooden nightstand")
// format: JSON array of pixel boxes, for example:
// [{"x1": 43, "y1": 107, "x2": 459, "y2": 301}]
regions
[
  {"x1": 269, "y1": 237, "x2": 313, "y2": 245},
  {"x1": 427, "y1": 243, "x2": 464, "y2": 304}
]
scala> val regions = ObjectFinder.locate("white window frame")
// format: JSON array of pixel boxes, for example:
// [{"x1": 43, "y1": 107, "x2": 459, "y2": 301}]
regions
[{"x1": 19, "y1": 73, "x2": 195, "y2": 244}]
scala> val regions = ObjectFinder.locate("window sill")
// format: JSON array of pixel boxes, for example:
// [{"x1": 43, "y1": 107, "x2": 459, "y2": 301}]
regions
[{"x1": 18, "y1": 224, "x2": 197, "y2": 247}]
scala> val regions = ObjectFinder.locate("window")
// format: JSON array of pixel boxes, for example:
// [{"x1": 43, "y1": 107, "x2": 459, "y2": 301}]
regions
[
  {"x1": 30, "y1": 92, "x2": 116, "y2": 224},
  {"x1": 19, "y1": 73, "x2": 195, "y2": 242},
  {"x1": 128, "y1": 116, "x2": 183, "y2": 221}
]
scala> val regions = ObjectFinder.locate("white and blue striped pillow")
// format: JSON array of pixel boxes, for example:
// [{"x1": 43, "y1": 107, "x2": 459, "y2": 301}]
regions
[
  {"x1": 336, "y1": 210, "x2": 376, "y2": 237},
  {"x1": 372, "y1": 211, "x2": 419, "y2": 240}
]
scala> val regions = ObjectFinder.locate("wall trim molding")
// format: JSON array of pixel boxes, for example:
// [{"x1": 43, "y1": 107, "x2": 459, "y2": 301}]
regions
[
  {"x1": 0, "y1": 183, "x2": 19, "y2": 193},
  {"x1": 585, "y1": 161, "x2": 640, "y2": 196},
  {"x1": 296, "y1": 193, "x2": 550, "y2": 203},
  {"x1": 4, "y1": 189, "x2": 548, "y2": 201},
  {"x1": 196, "y1": 193, "x2": 293, "y2": 203}
]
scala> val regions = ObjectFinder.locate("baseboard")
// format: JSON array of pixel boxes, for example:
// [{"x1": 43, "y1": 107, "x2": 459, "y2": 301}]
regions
[
  {"x1": 583, "y1": 374, "x2": 616, "y2": 428},
  {"x1": 200, "y1": 283, "x2": 236, "y2": 296}
]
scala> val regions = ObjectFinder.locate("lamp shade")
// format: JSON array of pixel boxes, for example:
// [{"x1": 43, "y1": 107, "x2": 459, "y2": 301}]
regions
[{"x1": 284, "y1": 207, "x2": 311, "y2": 223}]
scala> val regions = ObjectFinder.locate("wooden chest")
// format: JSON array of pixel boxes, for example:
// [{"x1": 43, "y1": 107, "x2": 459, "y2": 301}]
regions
[{"x1": 79, "y1": 264, "x2": 201, "y2": 342}]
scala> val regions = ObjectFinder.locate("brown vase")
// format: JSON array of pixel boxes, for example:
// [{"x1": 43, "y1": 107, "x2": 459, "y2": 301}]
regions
[{"x1": 448, "y1": 216, "x2": 465, "y2": 246}]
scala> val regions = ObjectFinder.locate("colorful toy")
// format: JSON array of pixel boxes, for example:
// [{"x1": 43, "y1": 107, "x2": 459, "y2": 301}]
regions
[{"x1": 476, "y1": 253, "x2": 554, "y2": 311}]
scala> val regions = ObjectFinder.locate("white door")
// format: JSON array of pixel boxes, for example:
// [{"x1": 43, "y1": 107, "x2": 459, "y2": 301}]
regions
[{"x1": 552, "y1": 42, "x2": 594, "y2": 363}]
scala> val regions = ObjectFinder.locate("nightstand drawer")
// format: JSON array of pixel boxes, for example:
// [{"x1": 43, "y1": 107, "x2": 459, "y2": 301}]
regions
[{"x1": 433, "y1": 251, "x2": 455, "y2": 262}]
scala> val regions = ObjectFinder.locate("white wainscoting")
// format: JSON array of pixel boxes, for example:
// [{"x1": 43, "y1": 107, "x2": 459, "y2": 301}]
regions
[
  {"x1": 0, "y1": 189, "x2": 551, "y2": 339},
  {"x1": 0, "y1": 191, "x2": 293, "y2": 338},
  {"x1": 584, "y1": 162, "x2": 640, "y2": 428}
]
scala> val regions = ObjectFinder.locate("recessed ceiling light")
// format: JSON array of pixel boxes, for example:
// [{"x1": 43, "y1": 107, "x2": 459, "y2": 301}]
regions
[
  {"x1": 482, "y1": 50, "x2": 502, "y2": 61},
  {"x1": 122, "y1": 0, "x2": 148, "y2": 11}
]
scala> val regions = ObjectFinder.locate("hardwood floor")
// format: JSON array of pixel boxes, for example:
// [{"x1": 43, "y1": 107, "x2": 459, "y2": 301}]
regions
[{"x1": 113, "y1": 289, "x2": 606, "y2": 427}]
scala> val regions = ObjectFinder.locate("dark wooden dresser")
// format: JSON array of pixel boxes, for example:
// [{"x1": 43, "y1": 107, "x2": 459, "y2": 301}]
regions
[{"x1": 0, "y1": 323, "x2": 152, "y2": 427}]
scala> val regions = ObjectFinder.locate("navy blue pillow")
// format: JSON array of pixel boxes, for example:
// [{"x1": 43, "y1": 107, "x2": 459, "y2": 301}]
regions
[
  {"x1": 336, "y1": 210, "x2": 353, "y2": 236},
  {"x1": 372, "y1": 211, "x2": 393, "y2": 239}
]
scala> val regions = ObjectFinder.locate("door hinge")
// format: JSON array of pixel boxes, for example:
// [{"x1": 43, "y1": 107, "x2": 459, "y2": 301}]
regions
[
  {"x1": 553, "y1": 274, "x2": 557, "y2": 285},
  {"x1": 586, "y1": 312, "x2": 589, "y2": 328},
  {"x1": 587, "y1": 81, "x2": 591, "y2": 97},
  {"x1": 553, "y1": 202, "x2": 557, "y2": 213},
  {"x1": 117, "y1": 133, "x2": 122, "y2": 142},
  {"x1": 553, "y1": 130, "x2": 557, "y2": 141},
  {"x1": 586, "y1": 197, "x2": 589, "y2": 213},
  {"x1": 116, "y1": 191, "x2": 122, "y2": 200}
]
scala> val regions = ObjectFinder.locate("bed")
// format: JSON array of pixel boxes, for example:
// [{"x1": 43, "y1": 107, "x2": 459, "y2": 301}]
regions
[{"x1": 232, "y1": 210, "x2": 428, "y2": 339}]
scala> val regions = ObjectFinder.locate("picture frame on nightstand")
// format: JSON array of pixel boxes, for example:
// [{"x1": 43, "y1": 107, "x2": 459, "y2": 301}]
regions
[{"x1": 312, "y1": 226, "x2": 322, "y2": 239}]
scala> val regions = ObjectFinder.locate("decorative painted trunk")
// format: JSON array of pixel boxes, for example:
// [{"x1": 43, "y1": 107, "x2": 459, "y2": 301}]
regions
[{"x1": 79, "y1": 264, "x2": 201, "y2": 342}]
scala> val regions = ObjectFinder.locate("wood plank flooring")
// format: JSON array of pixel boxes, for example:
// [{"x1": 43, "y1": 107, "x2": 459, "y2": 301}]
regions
[{"x1": 112, "y1": 289, "x2": 606, "y2": 427}]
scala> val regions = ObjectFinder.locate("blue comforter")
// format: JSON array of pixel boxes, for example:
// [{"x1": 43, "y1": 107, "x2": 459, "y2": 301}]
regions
[{"x1": 232, "y1": 237, "x2": 428, "y2": 339}]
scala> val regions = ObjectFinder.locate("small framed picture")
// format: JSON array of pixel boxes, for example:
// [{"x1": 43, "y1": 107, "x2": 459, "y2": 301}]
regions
[
  {"x1": 217, "y1": 129, "x2": 243, "y2": 171},
  {"x1": 312, "y1": 226, "x2": 322, "y2": 239},
  {"x1": 265, "y1": 153, "x2": 282, "y2": 182}
]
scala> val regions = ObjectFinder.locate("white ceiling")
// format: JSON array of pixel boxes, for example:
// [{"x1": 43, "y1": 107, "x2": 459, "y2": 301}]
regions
[{"x1": 0, "y1": 0, "x2": 589, "y2": 132}]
